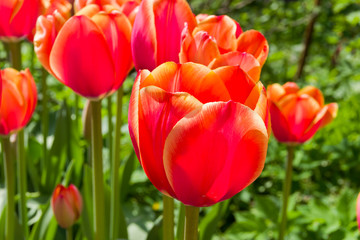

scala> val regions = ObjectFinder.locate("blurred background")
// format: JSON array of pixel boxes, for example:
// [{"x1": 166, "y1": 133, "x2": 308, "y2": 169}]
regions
[{"x1": 1, "y1": 0, "x2": 360, "y2": 239}]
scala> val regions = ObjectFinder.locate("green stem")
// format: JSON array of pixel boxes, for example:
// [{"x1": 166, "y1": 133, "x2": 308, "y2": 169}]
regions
[
  {"x1": 41, "y1": 68, "x2": 48, "y2": 173},
  {"x1": 279, "y1": 146, "x2": 295, "y2": 240},
  {"x1": 184, "y1": 205, "x2": 199, "y2": 240},
  {"x1": 75, "y1": 94, "x2": 79, "y2": 126},
  {"x1": 163, "y1": 195, "x2": 174, "y2": 240},
  {"x1": 2, "y1": 137, "x2": 15, "y2": 240},
  {"x1": 90, "y1": 100, "x2": 106, "y2": 240},
  {"x1": 66, "y1": 226, "x2": 72, "y2": 240},
  {"x1": 107, "y1": 96, "x2": 113, "y2": 162},
  {"x1": 7, "y1": 41, "x2": 22, "y2": 70},
  {"x1": 110, "y1": 87, "x2": 123, "y2": 240},
  {"x1": 177, "y1": 204, "x2": 186, "y2": 240},
  {"x1": 17, "y1": 130, "x2": 29, "y2": 239}
]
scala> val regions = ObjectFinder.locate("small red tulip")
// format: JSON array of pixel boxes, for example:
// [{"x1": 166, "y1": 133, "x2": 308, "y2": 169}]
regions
[
  {"x1": 51, "y1": 184, "x2": 83, "y2": 229},
  {"x1": 179, "y1": 15, "x2": 269, "y2": 71},
  {"x1": 129, "y1": 62, "x2": 270, "y2": 207},
  {"x1": 267, "y1": 82, "x2": 338, "y2": 144},
  {"x1": 0, "y1": 68, "x2": 37, "y2": 135},
  {"x1": 131, "y1": 0, "x2": 197, "y2": 71},
  {"x1": 34, "y1": 4, "x2": 133, "y2": 99}
]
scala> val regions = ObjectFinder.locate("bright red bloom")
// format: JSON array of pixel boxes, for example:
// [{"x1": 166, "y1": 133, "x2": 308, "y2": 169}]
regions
[
  {"x1": 128, "y1": 62, "x2": 270, "y2": 207},
  {"x1": 51, "y1": 184, "x2": 83, "y2": 229},
  {"x1": 0, "y1": 68, "x2": 37, "y2": 135},
  {"x1": 267, "y1": 82, "x2": 338, "y2": 144},
  {"x1": 34, "y1": 4, "x2": 133, "y2": 99},
  {"x1": 179, "y1": 14, "x2": 269, "y2": 70},
  {"x1": 131, "y1": 0, "x2": 197, "y2": 71}
]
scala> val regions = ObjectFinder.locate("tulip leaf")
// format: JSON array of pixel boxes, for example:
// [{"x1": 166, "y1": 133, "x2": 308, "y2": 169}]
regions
[{"x1": 80, "y1": 164, "x2": 94, "y2": 240}]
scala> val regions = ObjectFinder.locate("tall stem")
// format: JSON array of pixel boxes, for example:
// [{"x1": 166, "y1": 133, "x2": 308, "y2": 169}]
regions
[
  {"x1": 41, "y1": 68, "x2": 48, "y2": 173},
  {"x1": 17, "y1": 130, "x2": 29, "y2": 239},
  {"x1": 107, "y1": 96, "x2": 113, "y2": 162},
  {"x1": 7, "y1": 41, "x2": 22, "y2": 70},
  {"x1": 66, "y1": 226, "x2": 72, "y2": 240},
  {"x1": 184, "y1": 205, "x2": 199, "y2": 240},
  {"x1": 110, "y1": 87, "x2": 124, "y2": 240},
  {"x1": 2, "y1": 137, "x2": 15, "y2": 240},
  {"x1": 163, "y1": 195, "x2": 174, "y2": 240},
  {"x1": 279, "y1": 146, "x2": 295, "y2": 240},
  {"x1": 90, "y1": 100, "x2": 106, "y2": 240}
]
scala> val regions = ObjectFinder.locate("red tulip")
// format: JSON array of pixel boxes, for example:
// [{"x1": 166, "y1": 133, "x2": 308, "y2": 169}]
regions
[
  {"x1": 0, "y1": 68, "x2": 37, "y2": 135},
  {"x1": 128, "y1": 62, "x2": 270, "y2": 207},
  {"x1": 34, "y1": 4, "x2": 133, "y2": 99},
  {"x1": 179, "y1": 15, "x2": 269, "y2": 71},
  {"x1": 267, "y1": 82, "x2": 338, "y2": 144},
  {"x1": 74, "y1": 0, "x2": 140, "y2": 24},
  {"x1": 51, "y1": 184, "x2": 83, "y2": 229},
  {"x1": 131, "y1": 0, "x2": 197, "y2": 71},
  {"x1": 0, "y1": 0, "x2": 41, "y2": 40}
]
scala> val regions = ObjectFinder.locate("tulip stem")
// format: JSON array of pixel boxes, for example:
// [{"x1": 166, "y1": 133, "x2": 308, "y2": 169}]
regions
[
  {"x1": 17, "y1": 130, "x2": 29, "y2": 239},
  {"x1": 107, "y1": 96, "x2": 113, "y2": 162},
  {"x1": 66, "y1": 226, "x2": 72, "y2": 240},
  {"x1": 279, "y1": 145, "x2": 295, "y2": 240},
  {"x1": 90, "y1": 100, "x2": 106, "y2": 240},
  {"x1": 41, "y1": 68, "x2": 49, "y2": 175},
  {"x1": 163, "y1": 195, "x2": 174, "y2": 240},
  {"x1": 110, "y1": 87, "x2": 125, "y2": 240},
  {"x1": 2, "y1": 137, "x2": 15, "y2": 240},
  {"x1": 184, "y1": 205, "x2": 199, "y2": 240},
  {"x1": 7, "y1": 41, "x2": 22, "y2": 70}
]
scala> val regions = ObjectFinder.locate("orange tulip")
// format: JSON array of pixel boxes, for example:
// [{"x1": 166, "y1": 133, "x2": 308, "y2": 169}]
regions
[
  {"x1": 179, "y1": 14, "x2": 269, "y2": 71},
  {"x1": 51, "y1": 184, "x2": 83, "y2": 229},
  {"x1": 34, "y1": 4, "x2": 133, "y2": 99},
  {"x1": 0, "y1": 68, "x2": 37, "y2": 135},
  {"x1": 131, "y1": 0, "x2": 197, "y2": 71},
  {"x1": 129, "y1": 62, "x2": 270, "y2": 207},
  {"x1": 267, "y1": 82, "x2": 338, "y2": 144}
]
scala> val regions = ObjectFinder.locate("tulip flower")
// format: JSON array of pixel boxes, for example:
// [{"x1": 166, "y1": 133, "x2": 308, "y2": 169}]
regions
[
  {"x1": 131, "y1": 0, "x2": 197, "y2": 71},
  {"x1": 74, "y1": 0, "x2": 140, "y2": 24},
  {"x1": 267, "y1": 82, "x2": 338, "y2": 144},
  {"x1": 0, "y1": 0, "x2": 41, "y2": 40},
  {"x1": 34, "y1": 4, "x2": 133, "y2": 99},
  {"x1": 0, "y1": 68, "x2": 37, "y2": 135},
  {"x1": 129, "y1": 62, "x2": 270, "y2": 207},
  {"x1": 179, "y1": 15, "x2": 269, "y2": 71},
  {"x1": 51, "y1": 184, "x2": 83, "y2": 229}
]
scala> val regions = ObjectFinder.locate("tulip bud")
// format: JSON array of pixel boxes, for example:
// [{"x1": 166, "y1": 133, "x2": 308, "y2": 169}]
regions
[
  {"x1": 0, "y1": 68, "x2": 37, "y2": 136},
  {"x1": 51, "y1": 184, "x2": 83, "y2": 229}
]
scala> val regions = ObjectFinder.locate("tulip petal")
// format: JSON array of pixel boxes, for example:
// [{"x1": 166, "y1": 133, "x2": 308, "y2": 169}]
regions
[
  {"x1": 179, "y1": 30, "x2": 220, "y2": 66},
  {"x1": 141, "y1": 62, "x2": 231, "y2": 103},
  {"x1": 283, "y1": 82, "x2": 299, "y2": 94},
  {"x1": 163, "y1": 101, "x2": 268, "y2": 207},
  {"x1": 153, "y1": 0, "x2": 197, "y2": 65},
  {"x1": 129, "y1": 70, "x2": 151, "y2": 160},
  {"x1": 52, "y1": 193, "x2": 77, "y2": 229},
  {"x1": 91, "y1": 12, "x2": 132, "y2": 90},
  {"x1": 269, "y1": 101, "x2": 294, "y2": 142},
  {"x1": 298, "y1": 86, "x2": 324, "y2": 106},
  {"x1": 0, "y1": 0, "x2": 16, "y2": 36},
  {"x1": 68, "y1": 184, "x2": 83, "y2": 218},
  {"x1": 18, "y1": 69, "x2": 37, "y2": 128},
  {"x1": 131, "y1": 0, "x2": 157, "y2": 71},
  {"x1": 49, "y1": 15, "x2": 116, "y2": 98},
  {"x1": 9, "y1": 0, "x2": 41, "y2": 37},
  {"x1": 279, "y1": 94, "x2": 321, "y2": 140},
  {"x1": 194, "y1": 15, "x2": 240, "y2": 53},
  {"x1": 209, "y1": 52, "x2": 261, "y2": 82},
  {"x1": 213, "y1": 65, "x2": 256, "y2": 103},
  {"x1": 237, "y1": 30, "x2": 269, "y2": 66},
  {"x1": 267, "y1": 83, "x2": 286, "y2": 102},
  {"x1": 138, "y1": 85, "x2": 203, "y2": 197}
]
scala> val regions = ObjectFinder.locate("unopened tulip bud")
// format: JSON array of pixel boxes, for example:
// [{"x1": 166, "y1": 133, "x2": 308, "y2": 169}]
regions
[{"x1": 51, "y1": 184, "x2": 83, "y2": 229}]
